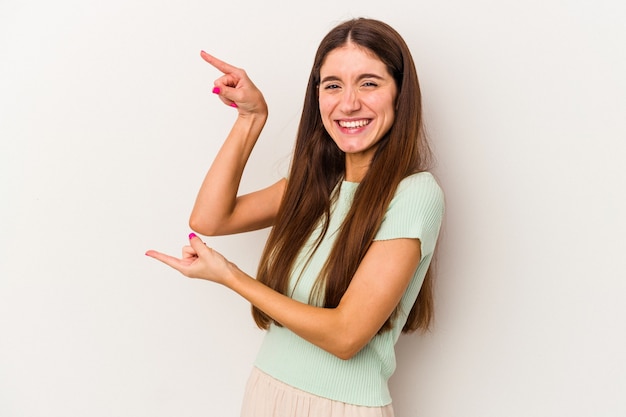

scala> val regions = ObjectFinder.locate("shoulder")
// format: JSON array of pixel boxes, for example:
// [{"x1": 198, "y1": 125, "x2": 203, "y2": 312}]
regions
[
  {"x1": 392, "y1": 172, "x2": 444, "y2": 211},
  {"x1": 374, "y1": 171, "x2": 444, "y2": 246},
  {"x1": 398, "y1": 171, "x2": 442, "y2": 192}
]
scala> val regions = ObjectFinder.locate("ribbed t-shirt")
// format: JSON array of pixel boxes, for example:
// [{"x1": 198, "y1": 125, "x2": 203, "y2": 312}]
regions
[{"x1": 254, "y1": 172, "x2": 445, "y2": 406}]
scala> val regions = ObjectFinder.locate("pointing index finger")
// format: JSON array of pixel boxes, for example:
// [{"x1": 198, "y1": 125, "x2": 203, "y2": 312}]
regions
[{"x1": 200, "y1": 50, "x2": 238, "y2": 74}]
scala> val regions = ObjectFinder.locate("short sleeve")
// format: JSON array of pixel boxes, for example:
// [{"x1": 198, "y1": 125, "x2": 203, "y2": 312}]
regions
[{"x1": 374, "y1": 172, "x2": 444, "y2": 259}]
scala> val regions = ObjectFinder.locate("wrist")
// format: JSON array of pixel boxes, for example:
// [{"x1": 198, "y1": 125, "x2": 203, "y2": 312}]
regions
[
  {"x1": 223, "y1": 261, "x2": 246, "y2": 290},
  {"x1": 237, "y1": 110, "x2": 268, "y2": 126}
]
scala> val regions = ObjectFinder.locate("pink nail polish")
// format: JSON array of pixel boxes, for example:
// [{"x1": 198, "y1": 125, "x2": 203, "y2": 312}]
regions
[
  {"x1": 230, "y1": 102, "x2": 238, "y2": 108},
  {"x1": 189, "y1": 232, "x2": 197, "y2": 239},
  {"x1": 212, "y1": 87, "x2": 220, "y2": 94}
]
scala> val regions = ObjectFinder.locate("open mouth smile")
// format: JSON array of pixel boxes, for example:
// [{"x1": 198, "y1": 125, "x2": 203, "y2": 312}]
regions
[{"x1": 337, "y1": 119, "x2": 371, "y2": 129}]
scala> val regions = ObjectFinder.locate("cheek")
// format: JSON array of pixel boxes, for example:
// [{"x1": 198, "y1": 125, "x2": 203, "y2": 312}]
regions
[
  {"x1": 318, "y1": 101, "x2": 332, "y2": 130},
  {"x1": 320, "y1": 115, "x2": 334, "y2": 135},
  {"x1": 368, "y1": 92, "x2": 395, "y2": 109},
  {"x1": 318, "y1": 98, "x2": 333, "y2": 118},
  {"x1": 375, "y1": 97, "x2": 397, "y2": 123}
]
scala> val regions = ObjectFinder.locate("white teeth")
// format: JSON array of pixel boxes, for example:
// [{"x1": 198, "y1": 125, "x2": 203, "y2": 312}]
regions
[{"x1": 339, "y1": 119, "x2": 369, "y2": 128}]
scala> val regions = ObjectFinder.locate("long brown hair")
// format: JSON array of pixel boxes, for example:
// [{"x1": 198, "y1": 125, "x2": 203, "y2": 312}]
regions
[{"x1": 253, "y1": 18, "x2": 435, "y2": 333}]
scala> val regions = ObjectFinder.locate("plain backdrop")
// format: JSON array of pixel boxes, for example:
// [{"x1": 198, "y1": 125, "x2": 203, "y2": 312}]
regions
[{"x1": 1, "y1": 0, "x2": 625, "y2": 416}]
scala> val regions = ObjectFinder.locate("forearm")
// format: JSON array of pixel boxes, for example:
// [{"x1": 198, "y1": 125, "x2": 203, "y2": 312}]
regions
[
  {"x1": 147, "y1": 237, "x2": 420, "y2": 360},
  {"x1": 225, "y1": 263, "x2": 361, "y2": 360},
  {"x1": 189, "y1": 113, "x2": 267, "y2": 235}
]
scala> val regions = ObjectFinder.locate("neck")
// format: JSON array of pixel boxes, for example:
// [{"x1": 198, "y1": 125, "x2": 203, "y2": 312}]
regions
[{"x1": 344, "y1": 155, "x2": 371, "y2": 182}]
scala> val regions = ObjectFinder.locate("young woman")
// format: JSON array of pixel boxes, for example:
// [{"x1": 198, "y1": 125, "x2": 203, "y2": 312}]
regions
[{"x1": 147, "y1": 17, "x2": 444, "y2": 417}]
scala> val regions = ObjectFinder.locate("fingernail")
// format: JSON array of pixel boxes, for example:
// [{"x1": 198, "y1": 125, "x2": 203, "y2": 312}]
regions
[
  {"x1": 212, "y1": 87, "x2": 220, "y2": 94},
  {"x1": 189, "y1": 232, "x2": 197, "y2": 239},
  {"x1": 230, "y1": 102, "x2": 238, "y2": 108}
]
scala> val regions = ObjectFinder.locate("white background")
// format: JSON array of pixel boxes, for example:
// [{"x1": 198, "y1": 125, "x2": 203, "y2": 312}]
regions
[{"x1": 1, "y1": 0, "x2": 625, "y2": 416}]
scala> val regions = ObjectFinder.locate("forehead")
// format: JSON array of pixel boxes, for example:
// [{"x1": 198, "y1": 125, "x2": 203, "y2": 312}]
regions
[{"x1": 320, "y1": 43, "x2": 387, "y2": 76}]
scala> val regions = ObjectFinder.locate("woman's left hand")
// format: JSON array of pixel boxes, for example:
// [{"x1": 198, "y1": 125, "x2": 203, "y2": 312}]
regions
[{"x1": 146, "y1": 233, "x2": 234, "y2": 285}]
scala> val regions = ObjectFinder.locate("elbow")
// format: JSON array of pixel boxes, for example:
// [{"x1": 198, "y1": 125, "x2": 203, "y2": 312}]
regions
[
  {"x1": 334, "y1": 350, "x2": 358, "y2": 361},
  {"x1": 330, "y1": 337, "x2": 365, "y2": 361},
  {"x1": 189, "y1": 216, "x2": 219, "y2": 237},
  {"x1": 324, "y1": 314, "x2": 370, "y2": 360}
]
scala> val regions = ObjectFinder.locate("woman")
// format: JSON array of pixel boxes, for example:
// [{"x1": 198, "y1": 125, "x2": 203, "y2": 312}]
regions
[{"x1": 147, "y1": 17, "x2": 444, "y2": 417}]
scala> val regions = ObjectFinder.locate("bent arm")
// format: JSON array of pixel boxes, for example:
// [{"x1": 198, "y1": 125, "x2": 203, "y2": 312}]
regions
[
  {"x1": 189, "y1": 52, "x2": 286, "y2": 236},
  {"x1": 189, "y1": 113, "x2": 286, "y2": 235},
  {"x1": 226, "y1": 238, "x2": 422, "y2": 359},
  {"x1": 147, "y1": 236, "x2": 421, "y2": 359}
]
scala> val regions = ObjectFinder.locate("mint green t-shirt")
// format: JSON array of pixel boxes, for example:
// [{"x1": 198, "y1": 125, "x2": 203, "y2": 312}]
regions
[{"x1": 254, "y1": 172, "x2": 444, "y2": 406}]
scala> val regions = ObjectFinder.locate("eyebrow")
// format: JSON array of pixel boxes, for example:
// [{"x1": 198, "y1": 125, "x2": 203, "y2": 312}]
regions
[{"x1": 320, "y1": 73, "x2": 386, "y2": 84}]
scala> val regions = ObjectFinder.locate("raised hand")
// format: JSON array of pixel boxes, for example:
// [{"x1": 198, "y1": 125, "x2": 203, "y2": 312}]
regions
[{"x1": 201, "y1": 51, "x2": 268, "y2": 116}]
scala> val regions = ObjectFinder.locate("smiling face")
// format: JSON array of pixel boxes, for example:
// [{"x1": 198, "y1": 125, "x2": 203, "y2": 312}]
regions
[{"x1": 318, "y1": 42, "x2": 398, "y2": 181}]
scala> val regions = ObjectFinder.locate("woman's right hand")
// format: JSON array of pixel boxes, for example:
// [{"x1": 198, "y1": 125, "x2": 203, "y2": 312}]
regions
[
  {"x1": 146, "y1": 233, "x2": 238, "y2": 286},
  {"x1": 201, "y1": 51, "x2": 268, "y2": 117}
]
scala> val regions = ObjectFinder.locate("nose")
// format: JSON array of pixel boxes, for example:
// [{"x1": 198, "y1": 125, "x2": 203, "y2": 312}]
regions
[{"x1": 339, "y1": 87, "x2": 361, "y2": 113}]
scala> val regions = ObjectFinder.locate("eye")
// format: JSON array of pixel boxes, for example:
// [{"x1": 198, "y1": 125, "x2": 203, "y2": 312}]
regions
[
  {"x1": 362, "y1": 81, "x2": 378, "y2": 88},
  {"x1": 323, "y1": 83, "x2": 341, "y2": 90}
]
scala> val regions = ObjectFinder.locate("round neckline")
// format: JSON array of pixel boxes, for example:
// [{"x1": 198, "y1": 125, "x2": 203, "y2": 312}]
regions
[{"x1": 341, "y1": 180, "x2": 359, "y2": 190}]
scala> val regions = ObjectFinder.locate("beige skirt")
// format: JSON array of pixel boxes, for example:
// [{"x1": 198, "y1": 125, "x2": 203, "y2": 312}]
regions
[{"x1": 240, "y1": 367, "x2": 395, "y2": 417}]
